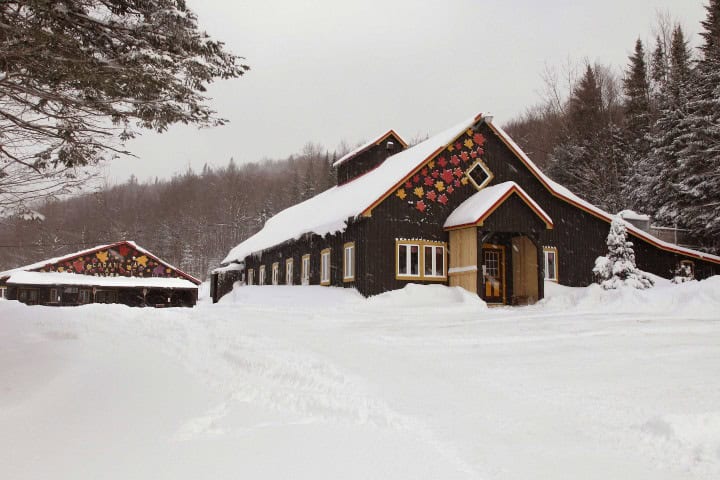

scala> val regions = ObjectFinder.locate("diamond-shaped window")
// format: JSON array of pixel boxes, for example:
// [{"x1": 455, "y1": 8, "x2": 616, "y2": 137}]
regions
[{"x1": 465, "y1": 159, "x2": 494, "y2": 191}]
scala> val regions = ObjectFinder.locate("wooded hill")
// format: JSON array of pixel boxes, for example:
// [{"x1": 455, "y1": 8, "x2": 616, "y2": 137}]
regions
[
  {"x1": 2, "y1": 3, "x2": 719, "y2": 279},
  {"x1": 0, "y1": 145, "x2": 339, "y2": 280}
]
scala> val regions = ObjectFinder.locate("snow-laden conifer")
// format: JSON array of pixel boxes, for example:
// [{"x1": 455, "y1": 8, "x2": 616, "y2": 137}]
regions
[{"x1": 593, "y1": 217, "x2": 654, "y2": 290}]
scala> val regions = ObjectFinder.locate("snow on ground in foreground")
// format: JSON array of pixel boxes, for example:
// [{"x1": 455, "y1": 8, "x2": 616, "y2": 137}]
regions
[{"x1": 1, "y1": 279, "x2": 720, "y2": 479}]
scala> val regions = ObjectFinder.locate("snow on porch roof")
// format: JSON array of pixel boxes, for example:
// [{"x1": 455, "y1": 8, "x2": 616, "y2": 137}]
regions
[
  {"x1": 332, "y1": 130, "x2": 408, "y2": 168},
  {"x1": 6, "y1": 271, "x2": 198, "y2": 290},
  {"x1": 223, "y1": 115, "x2": 483, "y2": 264},
  {"x1": 486, "y1": 123, "x2": 720, "y2": 265},
  {"x1": 444, "y1": 181, "x2": 553, "y2": 230}
]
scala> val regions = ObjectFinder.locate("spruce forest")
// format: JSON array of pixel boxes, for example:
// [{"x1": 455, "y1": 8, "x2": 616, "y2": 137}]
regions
[{"x1": 2, "y1": 5, "x2": 720, "y2": 280}]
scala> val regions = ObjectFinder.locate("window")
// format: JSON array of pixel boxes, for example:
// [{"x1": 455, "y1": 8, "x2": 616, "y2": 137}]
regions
[
  {"x1": 286, "y1": 258, "x2": 294, "y2": 285},
  {"x1": 465, "y1": 158, "x2": 494, "y2": 191},
  {"x1": 396, "y1": 240, "x2": 446, "y2": 280},
  {"x1": 544, "y1": 247, "x2": 558, "y2": 281},
  {"x1": 424, "y1": 244, "x2": 445, "y2": 278},
  {"x1": 343, "y1": 243, "x2": 355, "y2": 282},
  {"x1": 320, "y1": 248, "x2": 331, "y2": 285},
  {"x1": 397, "y1": 243, "x2": 420, "y2": 277},
  {"x1": 248, "y1": 269, "x2": 254, "y2": 286},
  {"x1": 96, "y1": 290, "x2": 118, "y2": 304},
  {"x1": 49, "y1": 288, "x2": 59, "y2": 303},
  {"x1": 272, "y1": 262, "x2": 279, "y2": 285},
  {"x1": 0, "y1": 286, "x2": 5, "y2": 299},
  {"x1": 301, "y1": 254, "x2": 310, "y2": 285},
  {"x1": 78, "y1": 289, "x2": 92, "y2": 304},
  {"x1": 259, "y1": 265, "x2": 266, "y2": 285}
]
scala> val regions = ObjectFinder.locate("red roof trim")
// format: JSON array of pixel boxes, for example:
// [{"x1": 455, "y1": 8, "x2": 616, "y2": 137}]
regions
[
  {"x1": 444, "y1": 185, "x2": 554, "y2": 231},
  {"x1": 361, "y1": 114, "x2": 484, "y2": 217},
  {"x1": 486, "y1": 122, "x2": 720, "y2": 266},
  {"x1": 333, "y1": 130, "x2": 409, "y2": 168}
]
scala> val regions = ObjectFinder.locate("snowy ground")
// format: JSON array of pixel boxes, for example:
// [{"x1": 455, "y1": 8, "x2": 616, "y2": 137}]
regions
[{"x1": 1, "y1": 279, "x2": 720, "y2": 479}]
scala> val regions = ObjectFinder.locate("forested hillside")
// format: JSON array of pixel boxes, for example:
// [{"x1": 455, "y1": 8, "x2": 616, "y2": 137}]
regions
[
  {"x1": 3, "y1": 4, "x2": 719, "y2": 278},
  {"x1": 506, "y1": 4, "x2": 720, "y2": 253},
  {"x1": 0, "y1": 145, "x2": 339, "y2": 280}
]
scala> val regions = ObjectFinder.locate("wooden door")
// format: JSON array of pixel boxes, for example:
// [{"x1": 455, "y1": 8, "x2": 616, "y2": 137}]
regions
[
  {"x1": 448, "y1": 227, "x2": 478, "y2": 293},
  {"x1": 482, "y1": 244, "x2": 505, "y2": 304}
]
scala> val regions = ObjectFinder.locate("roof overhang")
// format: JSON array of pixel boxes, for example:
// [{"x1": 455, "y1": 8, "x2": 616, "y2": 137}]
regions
[{"x1": 444, "y1": 181, "x2": 553, "y2": 230}]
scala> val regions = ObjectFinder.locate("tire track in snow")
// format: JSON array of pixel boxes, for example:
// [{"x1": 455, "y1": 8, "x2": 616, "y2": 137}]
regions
[{"x1": 141, "y1": 314, "x2": 481, "y2": 477}]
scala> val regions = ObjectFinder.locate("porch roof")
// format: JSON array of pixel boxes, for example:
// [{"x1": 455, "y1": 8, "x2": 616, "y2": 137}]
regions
[{"x1": 443, "y1": 181, "x2": 553, "y2": 230}]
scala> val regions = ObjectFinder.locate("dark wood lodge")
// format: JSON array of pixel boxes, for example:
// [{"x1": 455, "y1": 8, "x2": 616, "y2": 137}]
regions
[
  {"x1": 0, "y1": 241, "x2": 200, "y2": 307},
  {"x1": 212, "y1": 114, "x2": 720, "y2": 305}
]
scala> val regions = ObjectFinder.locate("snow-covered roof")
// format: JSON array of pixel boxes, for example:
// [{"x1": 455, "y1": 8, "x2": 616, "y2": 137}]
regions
[
  {"x1": 0, "y1": 240, "x2": 201, "y2": 284},
  {"x1": 444, "y1": 181, "x2": 553, "y2": 230},
  {"x1": 222, "y1": 114, "x2": 720, "y2": 267},
  {"x1": 486, "y1": 123, "x2": 720, "y2": 265},
  {"x1": 212, "y1": 262, "x2": 244, "y2": 274},
  {"x1": 332, "y1": 130, "x2": 408, "y2": 168},
  {"x1": 617, "y1": 210, "x2": 651, "y2": 221},
  {"x1": 223, "y1": 115, "x2": 481, "y2": 264},
  {"x1": 6, "y1": 271, "x2": 198, "y2": 289}
]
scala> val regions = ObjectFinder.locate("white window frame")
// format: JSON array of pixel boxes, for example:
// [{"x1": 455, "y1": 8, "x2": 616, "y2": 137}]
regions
[
  {"x1": 0, "y1": 286, "x2": 7, "y2": 299},
  {"x1": 259, "y1": 265, "x2": 266, "y2": 285},
  {"x1": 543, "y1": 247, "x2": 558, "y2": 281},
  {"x1": 285, "y1": 258, "x2": 293, "y2": 285},
  {"x1": 320, "y1": 248, "x2": 331, "y2": 286},
  {"x1": 396, "y1": 240, "x2": 446, "y2": 281},
  {"x1": 423, "y1": 244, "x2": 446, "y2": 278},
  {"x1": 343, "y1": 242, "x2": 355, "y2": 282},
  {"x1": 247, "y1": 268, "x2": 254, "y2": 286},
  {"x1": 301, "y1": 254, "x2": 310, "y2": 285},
  {"x1": 396, "y1": 242, "x2": 421, "y2": 278},
  {"x1": 272, "y1": 262, "x2": 279, "y2": 285}
]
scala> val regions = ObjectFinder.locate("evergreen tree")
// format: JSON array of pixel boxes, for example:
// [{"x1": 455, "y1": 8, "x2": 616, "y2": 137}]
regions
[
  {"x1": 650, "y1": 35, "x2": 669, "y2": 95},
  {"x1": 634, "y1": 27, "x2": 694, "y2": 217},
  {"x1": 568, "y1": 64, "x2": 605, "y2": 136},
  {"x1": 593, "y1": 217, "x2": 654, "y2": 289},
  {"x1": 663, "y1": 0, "x2": 720, "y2": 252},
  {"x1": 549, "y1": 65, "x2": 627, "y2": 211},
  {"x1": 623, "y1": 39, "x2": 652, "y2": 138}
]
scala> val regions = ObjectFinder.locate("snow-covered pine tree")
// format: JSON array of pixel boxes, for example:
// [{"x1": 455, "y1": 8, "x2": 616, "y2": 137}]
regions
[
  {"x1": 548, "y1": 65, "x2": 628, "y2": 212},
  {"x1": 665, "y1": 0, "x2": 720, "y2": 253},
  {"x1": 634, "y1": 26, "x2": 694, "y2": 217},
  {"x1": 593, "y1": 217, "x2": 654, "y2": 289},
  {"x1": 623, "y1": 39, "x2": 653, "y2": 208}
]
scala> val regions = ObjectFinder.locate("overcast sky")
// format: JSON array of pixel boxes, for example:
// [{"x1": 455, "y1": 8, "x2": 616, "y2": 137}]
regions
[{"x1": 107, "y1": 0, "x2": 707, "y2": 183}]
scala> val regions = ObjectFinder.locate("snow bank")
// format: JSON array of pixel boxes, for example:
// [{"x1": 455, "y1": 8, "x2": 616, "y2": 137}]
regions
[
  {"x1": 218, "y1": 285, "x2": 365, "y2": 308},
  {"x1": 365, "y1": 283, "x2": 487, "y2": 311},
  {"x1": 541, "y1": 276, "x2": 720, "y2": 318}
]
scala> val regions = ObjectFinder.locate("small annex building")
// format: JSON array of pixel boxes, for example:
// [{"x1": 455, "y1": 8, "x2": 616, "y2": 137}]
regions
[
  {"x1": 211, "y1": 114, "x2": 720, "y2": 305},
  {"x1": 0, "y1": 241, "x2": 200, "y2": 307}
]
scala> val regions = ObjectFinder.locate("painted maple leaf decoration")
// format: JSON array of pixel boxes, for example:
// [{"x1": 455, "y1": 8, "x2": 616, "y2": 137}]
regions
[{"x1": 400, "y1": 125, "x2": 488, "y2": 214}]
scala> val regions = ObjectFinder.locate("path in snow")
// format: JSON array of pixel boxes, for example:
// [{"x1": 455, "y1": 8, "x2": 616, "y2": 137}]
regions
[{"x1": 1, "y1": 280, "x2": 720, "y2": 479}]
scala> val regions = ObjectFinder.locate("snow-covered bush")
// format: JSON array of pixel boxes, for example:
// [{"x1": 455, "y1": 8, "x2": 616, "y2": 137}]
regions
[{"x1": 593, "y1": 217, "x2": 654, "y2": 290}]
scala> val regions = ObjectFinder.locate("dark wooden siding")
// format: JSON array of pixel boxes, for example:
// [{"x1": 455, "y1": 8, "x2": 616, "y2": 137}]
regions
[
  {"x1": 337, "y1": 134, "x2": 405, "y2": 185},
  {"x1": 476, "y1": 123, "x2": 719, "y2": 284},
  {"x1": 238, "y1": 219, "x2": 369, "y2": 294}
]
